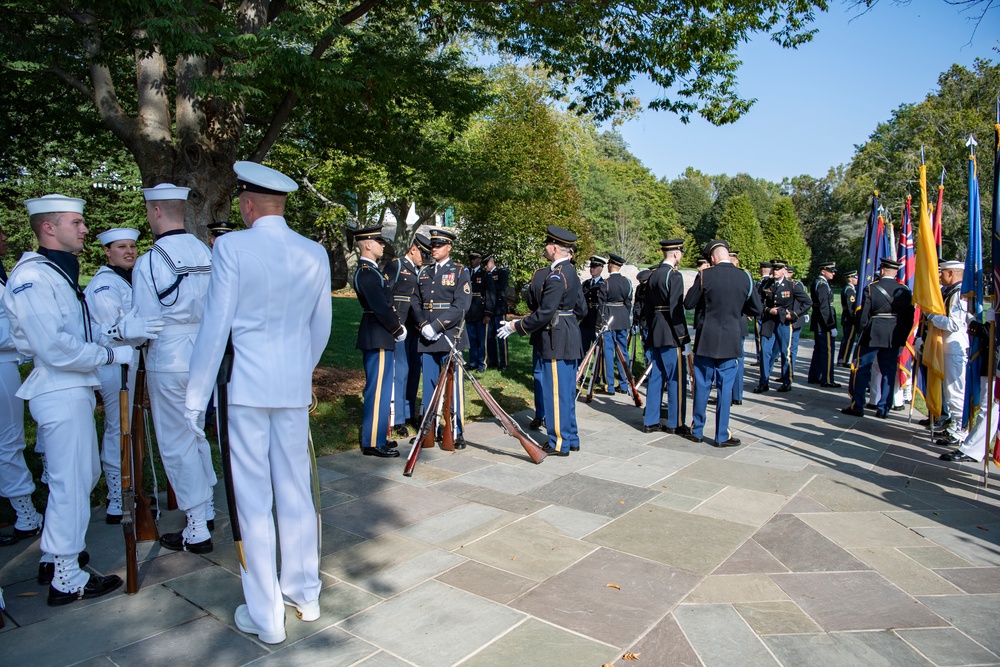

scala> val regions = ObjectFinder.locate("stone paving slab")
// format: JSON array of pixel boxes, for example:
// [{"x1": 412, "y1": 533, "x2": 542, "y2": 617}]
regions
[{"x1": 9, "y1": 341, "x2": 1000, "y2": 666}]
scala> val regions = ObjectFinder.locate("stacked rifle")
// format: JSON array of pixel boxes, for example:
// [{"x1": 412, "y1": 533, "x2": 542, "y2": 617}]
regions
[{"x1": 576, "y1": 324, "x2": 643, "y2": 407}]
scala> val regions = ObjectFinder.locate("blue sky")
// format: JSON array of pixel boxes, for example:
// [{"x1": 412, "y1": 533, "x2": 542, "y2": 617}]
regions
[{"x1": 612, "y1": 1, "x2": 999, "y2": 183}]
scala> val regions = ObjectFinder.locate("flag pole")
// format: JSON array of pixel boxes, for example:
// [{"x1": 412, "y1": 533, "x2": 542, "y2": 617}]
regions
[{"x1": 986, "y1": 99, "x2": 1000, "y2": 486}]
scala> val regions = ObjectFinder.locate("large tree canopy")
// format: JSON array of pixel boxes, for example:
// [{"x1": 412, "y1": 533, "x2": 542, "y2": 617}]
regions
[{"x1": 1, "y1": 0, "x2": 828, "y2": 235}]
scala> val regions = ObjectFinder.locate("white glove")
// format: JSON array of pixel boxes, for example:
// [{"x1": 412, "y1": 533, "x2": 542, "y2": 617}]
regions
[
  {"x1": 110, "y1": 346, "x2": 135, "y2": 366},
  {"x1": 185, "y1": 408, "x2": 206, "y2": 438},
  {"x1": 394, "y1": 327, "x2": 407, "y2": 343},
  {"x1": 108, "y1": 310, "x2": 164, "y2": 341},
  {"x1": 913, "y1": 338, "x2": 924, "y2": 355},
  {"x1": 498, "y1": 322, "x2": 515, "y2": 340},
  {"x1": 984, "y1": 308, "x2": 995, "y2": 323},
  {"x1": 421, "y1": 324, "x2": 437, "y2": 340},
  {"x1": 682, "y1": 343, "x2": 692, "y2": 356},
  {"x1": 831, "y1": 328, "x2": 838, "y2": 339}
]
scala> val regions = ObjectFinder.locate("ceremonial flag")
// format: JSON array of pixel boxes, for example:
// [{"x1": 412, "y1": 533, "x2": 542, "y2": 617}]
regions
[
  {"x1": 962, "y1": 137, "x2": 984, "y2": 429},
  {"x1": 914, "y1": 162, "x2": 947, "y2": 419},
  {"x1": 934, "y1": 171, "x2": 945, "y2": 258},
  {"x1": 856, "y1": 191, "x2": 882, "y2": 315},
  {"x1": 897, "y1": 197, "x2": 920, "y2": 392},
  {"x1": 991, "y1": 116, "x2": 1000, "y2": 467}
]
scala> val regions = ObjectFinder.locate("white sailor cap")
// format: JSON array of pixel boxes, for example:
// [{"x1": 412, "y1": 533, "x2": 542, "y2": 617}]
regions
[
  {"x1": 233, "y1": 161, "x2": 298, "y2": 196},
  {"x1": 24, "y1": 194, "x2": 86, "y2": 216},
  {"x1": 939, "y1": 260, "x2": 965, "y2": 270},
  {"x1": 97, "y1": 228, "x2": 140, "y2": 246},
  {"x1": 142, "y1": 183, "x2": 191, "y2": 201}
]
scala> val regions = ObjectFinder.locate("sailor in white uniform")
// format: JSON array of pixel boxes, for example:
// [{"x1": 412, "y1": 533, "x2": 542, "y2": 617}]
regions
[
  {"x1": 186, "y1": 162, "x2": 332, "y2": 645},
  {"x1": 84, "y1": 227, "x2": 140, "y2": 524},
  {"x1": 132, "y1": 184, "x2": 217, "y2": 553},
  {"x1": 0, "y1": 218, "x2": 45, "y2": 547},
  {"x1": 0, "y1": 194, "x2": 162, "y2": 605}
]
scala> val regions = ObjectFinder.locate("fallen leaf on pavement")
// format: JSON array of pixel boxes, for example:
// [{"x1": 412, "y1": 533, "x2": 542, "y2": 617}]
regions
[{"x1": 606, "y1": 583, "x2": 621, "y2": 590}]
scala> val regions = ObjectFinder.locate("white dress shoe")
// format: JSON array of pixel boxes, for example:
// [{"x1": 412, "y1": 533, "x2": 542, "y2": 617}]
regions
[{"x1": 234, "y1": 604, "x2": 286, "y2": 644}]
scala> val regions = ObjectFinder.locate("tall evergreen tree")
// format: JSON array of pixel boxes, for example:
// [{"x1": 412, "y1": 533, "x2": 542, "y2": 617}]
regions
[
  {"x1": 715, "y1": 194, "x2": 767, "y2": 272},
  {"x1": 764, "y1": 196, "x2": 812, "y2": 277}
]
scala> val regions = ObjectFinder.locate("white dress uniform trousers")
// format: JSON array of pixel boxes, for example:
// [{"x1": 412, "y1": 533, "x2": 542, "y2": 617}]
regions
[
  {"x1": 0, "y1": 252, "x2": 129, "y2": 591},
  {"x1": 133, "y1": 234, "x2": 216, "y2": 515},
  {"x1": 929, "y1": 290, "x2": 971, "y2": 440},
  {"x1": 187, "y1": 216, "x2": 332, "y2": 640}
]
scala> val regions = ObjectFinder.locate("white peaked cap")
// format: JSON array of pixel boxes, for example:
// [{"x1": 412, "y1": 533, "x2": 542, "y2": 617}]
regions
[
  {"x1": 24, "y1": 194, "x2": 86, "y2": 216},
  {"x1": 97, "y1": 228, "x2": 140, "y2": 245},
  {"x1": 142, "y1": 183, "x2": 191, "y2": 201},
  {"x1": 939, "y1": 260, "x2": 965, "y2": 270},
  {"x1": 234, "y1": 161, "x2": 298, "y2": 194}
]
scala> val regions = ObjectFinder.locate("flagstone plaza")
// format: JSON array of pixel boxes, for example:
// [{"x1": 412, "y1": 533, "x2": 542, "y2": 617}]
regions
[{"x1": 2, "y1": 340, "x2": 1000, "y2": 667}]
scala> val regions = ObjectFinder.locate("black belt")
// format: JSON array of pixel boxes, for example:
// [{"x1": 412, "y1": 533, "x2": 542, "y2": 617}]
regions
[{"x1": 423, "y1": 303, "x2": 451, "y2": 310}]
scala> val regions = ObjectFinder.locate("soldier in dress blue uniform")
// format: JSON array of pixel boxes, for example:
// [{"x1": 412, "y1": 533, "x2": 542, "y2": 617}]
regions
[
  {"x1": 754, "y1": 261, "x2": 772, "y2": 368},
  {"x1": 500, "y1": 226, "x2": 585, "y2": 455},
  {"x1": 642, "y1": 239, "x2": 692, "y2": 435},
  {"x1": 683, "y1": 240, "x2": 762, "y2": 447},
  {"x1": 406, "y1": 234, "x2": 432, "y2": 426},
  {"x1": 465, "y1": 251, "x2": 495, "y2": 372},
  {"x1": 353, "y1": 226, "x2": 406, "y2": 457},
  {"x1": 808, "y1": 261, "x2": 841, "y2": 387},
  {"x1": 417, "y1": 228, "x2": 472, "y2": 447},
  {"x1": 838, "y1": 270, "x2": 859, "y2": 367},
  {"x1": 207, "y1": 220, "x2": 236, "y2": 248},
  {"x1": 386, "y1": 235, "x2": 426, "y2": 438},
  {"x1": 842, "y1": 258, "x2": 914, "y2": 418},
  {"x1": 580, "y1": 256, "x2": 607, "y2": 355},
  {"x1": 634, "y1": 268, "x2": 652, "y2": 368},
  {"x1": 755, "y1": 260, "x2": 811, "y2": 393},
  {"x1": 602, "y1": 253, "x2": 633, "y2": 395},
  {"x1": 485, "y1": 254, "x2": 509, "y2": 370}
]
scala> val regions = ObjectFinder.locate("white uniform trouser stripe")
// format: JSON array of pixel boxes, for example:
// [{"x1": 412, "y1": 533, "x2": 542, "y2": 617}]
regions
[{"x1": 229, "y1": 405, "x2": 320, "y2": 636}]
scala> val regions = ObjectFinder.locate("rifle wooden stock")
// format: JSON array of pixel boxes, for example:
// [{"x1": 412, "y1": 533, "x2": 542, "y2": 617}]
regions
[
  {"x1": 119, "y1": 366, "x2": 139, "y2": 594},
  {"x1": 404, "y1": 360, "x2": 452, "y2": 477},
  {"x1": 456, "y1": 351, "x2": 547, "y2": 464},
  {"x1": 614, "y1": 341, "x2": 643, "y2": 407},
  {"x1": 440, "y1": 361, "x2": 456, "y2": 451},
  {"x1": 129, "y1": 358, "x2": 158, "y2": 542},
  {"x1": 577, "y1": 340, "x2": 598, "y2": 385}
]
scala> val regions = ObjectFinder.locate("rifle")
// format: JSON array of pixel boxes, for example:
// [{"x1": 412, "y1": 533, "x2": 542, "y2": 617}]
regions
[
  {"x1": 404, "y1": 355, "x2": 453, "y2": 476},
  {"x1": 440, "y1": 361, "x2": 456, "y2": 451},
  {"x1": 613, "y1": 338, "x2": 643, "y2": 407},
  {"x1": 129, "y1": 354, "x2": 158, "y2": 541},
  {"x1": 120, "y1": 365, "x2": 138, "y2": 595},
  {"x1": 217, "y1": 336, "x2": 247, "y2": 572},
  {"x1": 577, "y1": 338, "x2": 600, "y2": 385},
  {"x1": 586, "y1": 351, "x2": 601, "y2": 403},
  {"x1": 441, "y1": 334, "x2": 547, "y2": 464}
]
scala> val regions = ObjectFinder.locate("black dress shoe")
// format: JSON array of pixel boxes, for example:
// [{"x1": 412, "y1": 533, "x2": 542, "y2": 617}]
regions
[
  {"x1": 38, "y1": 551, "x2": 91, "y2": 585},
  {"x1": 935, "y1": 435, "x2": 959, "y2": 446},
  {"x1": 874, "y1": 412, "x2": 888, "y2": 419},
  {"x1": 529, "y1": 417, "x2": 543, "y2": 430},
  {"x1": 840, "y1": 407, "x2": 864, "y2": 417},
  {"x1": 159, "y1": 531, "x2": 214, "y2": 554},
  {"x1": 866, "y1": 403, "x2": 878, "y2": 409},
  {"x1": 714, "y1": 437, "x2": 742, "y2": 448},
  {"x1": 674, "y1": 424, "x2": 692, "y2": 436},
  {"x1": 891, "y1": 405, "x2": 905, "y2": 412},
  {"x1": 681, "y1": 433, "x2": 703, "y2": 443},
  {"x1": 541, "y1": 444, "x2": 569, "y2": 457},
  {"x1": 661, "y1": 426, "x2": 676, "y2": 434},
  {"x1": 570, "y1": 445, "x2": 580, "y2": 451},
  {"x1": 777, "y1": 385, "x2": 792, "y2": 393},
  {"x1": 731, "y1": 400, "x2": 743, "y2": 406},
  {"x1": 640, "y1": 424, "x2": 661, "y2": 433},
  {"x1": 454, "y1": 436, "x2": 467, "y2": 450},
  {"x1": 752, "y1": 385, "x2": 769, "y2": 394},
  {"x1": 707, "y1": 396, "x2": 718, "y2": 405},
  {"x1": 48, "y1": 574, "x2": 123, "y2": 606},
  {"x1": 362, "y1": 446, "x2": 400, "y2": 458},
  {"x1": 940, "y1": 450, "x2": 976, "y2": 462},
  {"x1": 385, "y1": 440, "x2": 399, "y2": 449},
  {"x1": 392, "y1": 424, "x2": 409, "y2": 438},
  {"x1": 0, "y1": 523, "x2": 43, "y2": 546},
  {"x1": 820, "y1": 382, "x2": 842, "y2": 388}
]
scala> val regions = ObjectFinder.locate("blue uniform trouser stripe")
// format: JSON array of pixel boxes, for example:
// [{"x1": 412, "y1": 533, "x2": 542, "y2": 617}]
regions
[
  {"x1": 468, "y1": 321, "x2": 486, "y2": 369},
  {"x1": 392, "y1": 338, "x2": 409, "y2": 425},
  {"x1": 541, "y1": 358, "x2": 579, "y2": 452},
  {"x1": 644, "y1": 345, "x2": 680, "y2": 428},
  {"x1": 692, "y1": 356, "x2": 737, "y2": 442},
  {"x1": 362, "y1": 349, "x2": 394, "y2": 449},
  {"x1": 603, "y1": 330, "x2": 629, "y2": 392}
]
